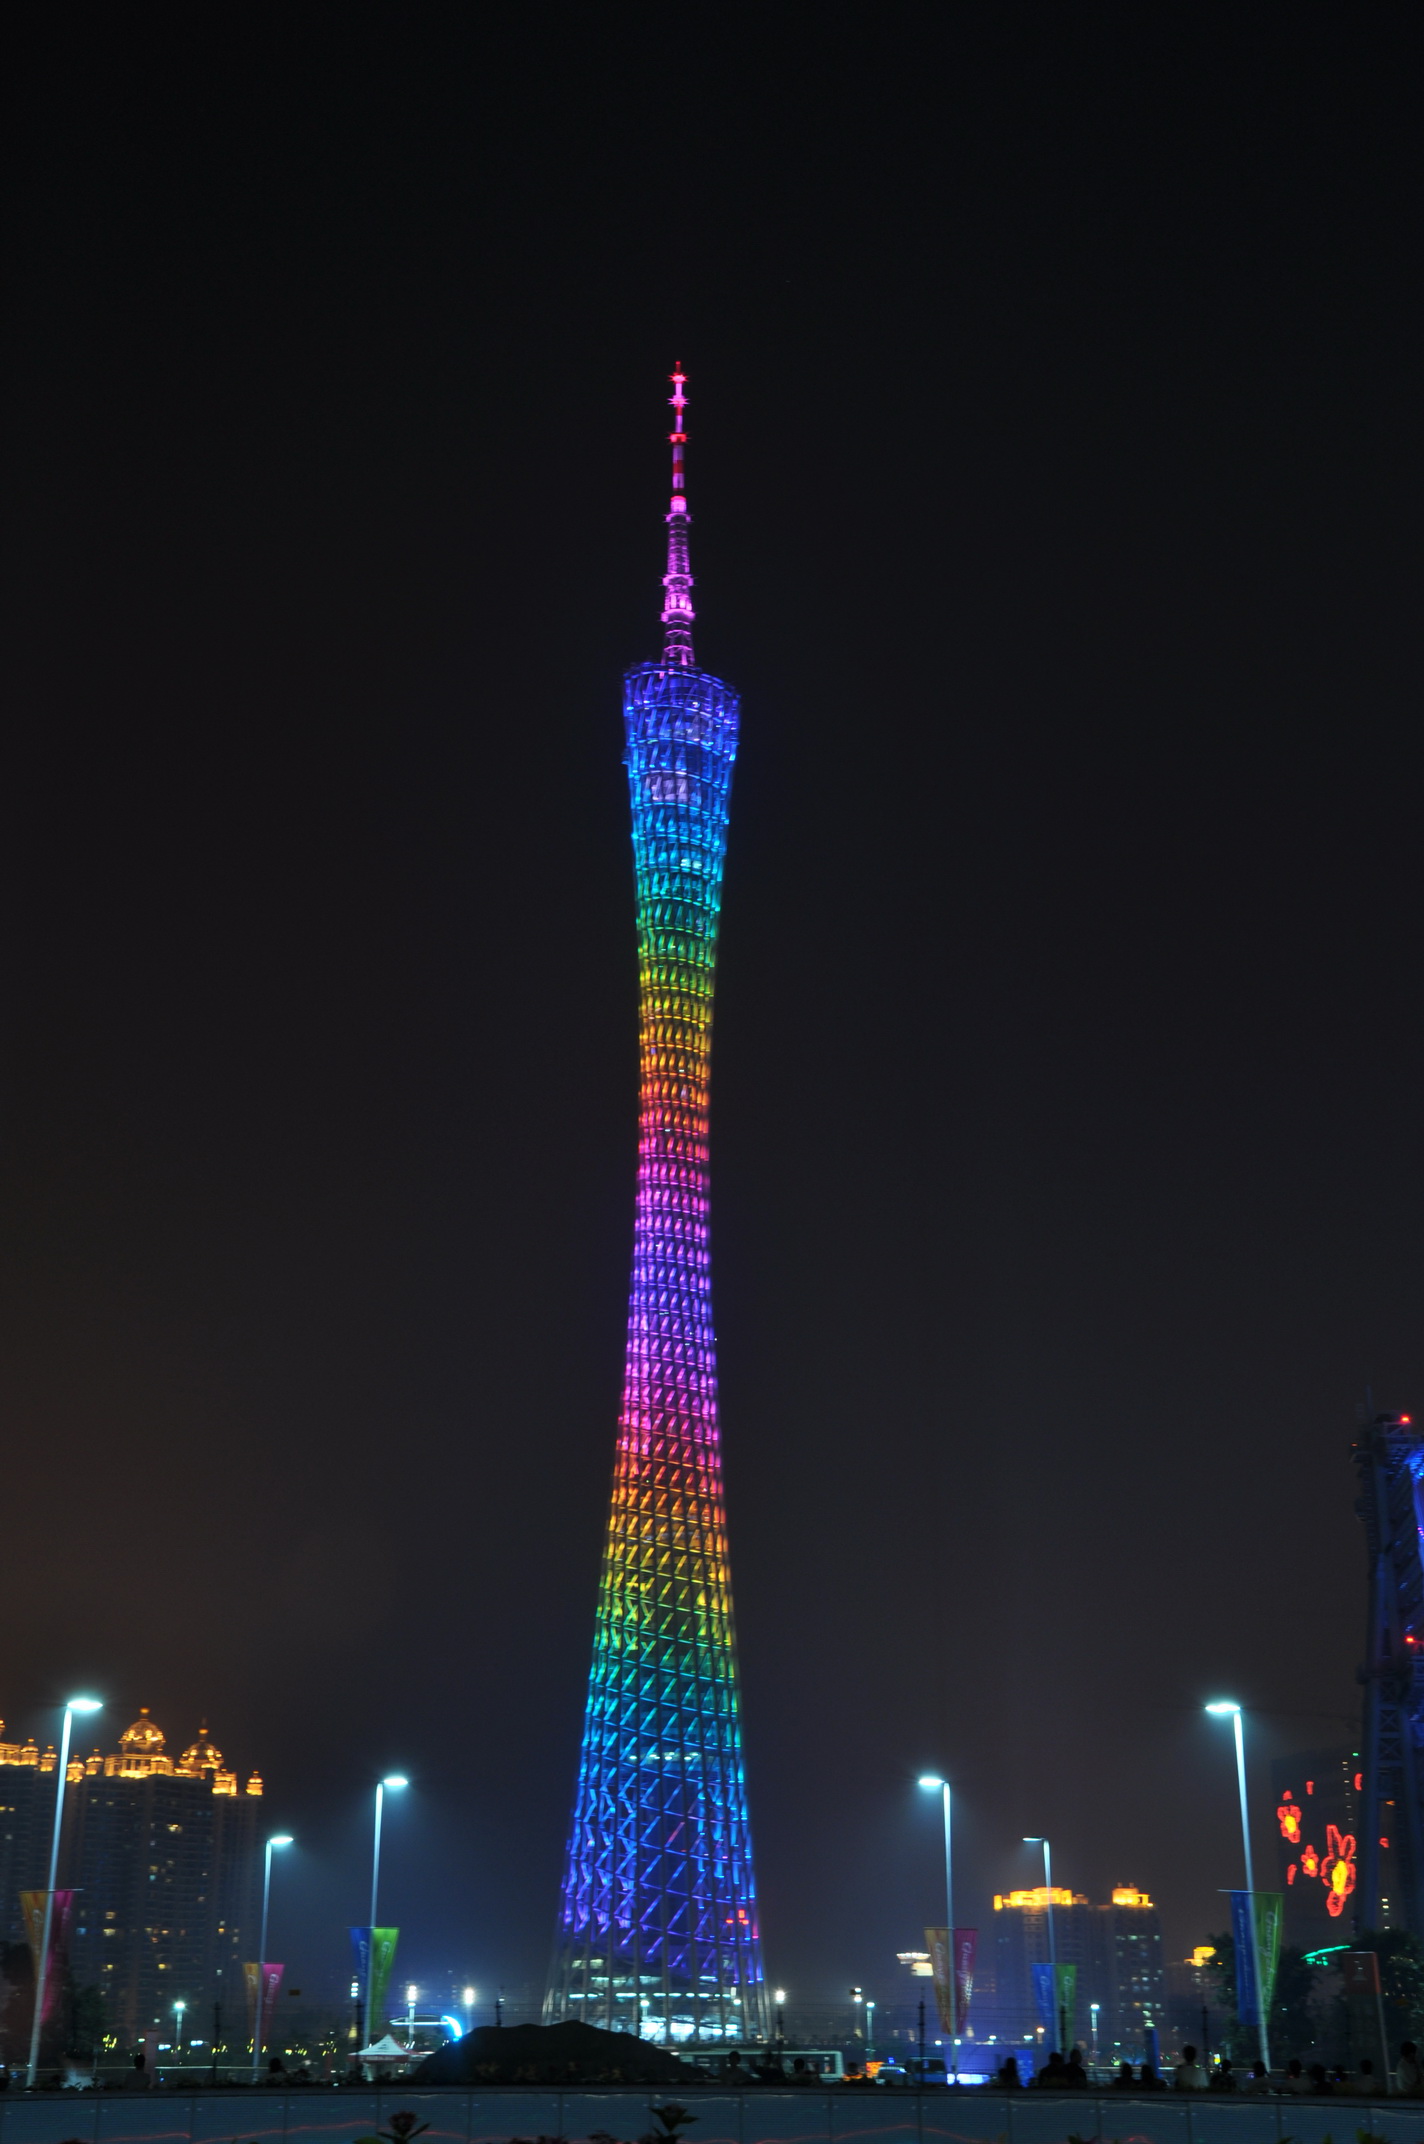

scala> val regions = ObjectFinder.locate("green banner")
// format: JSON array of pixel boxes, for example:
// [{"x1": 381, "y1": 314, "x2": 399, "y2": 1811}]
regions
[
  {"x1": 1055, "y1": 1962, "x2": 1077, "y2": 2046},
  {"x1": 1253, "y1": 1894, "x2": 1282, "y2": 2021},
  {"x1": 370, "y1": 1927, "x2": 399, "y2": 2032}
]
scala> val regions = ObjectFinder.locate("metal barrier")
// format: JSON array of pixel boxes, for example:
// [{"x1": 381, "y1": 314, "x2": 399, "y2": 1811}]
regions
[{"x1": 0, "y1": 2089, "x2": 1418, "y2": 2144}]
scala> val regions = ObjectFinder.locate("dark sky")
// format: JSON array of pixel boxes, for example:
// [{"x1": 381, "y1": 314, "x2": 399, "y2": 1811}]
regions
[{"x1": 2, "y1": 2, "x2": 1421, "y2": 2018}]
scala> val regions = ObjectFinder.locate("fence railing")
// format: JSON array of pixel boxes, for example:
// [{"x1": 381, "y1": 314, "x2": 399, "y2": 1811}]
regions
[{"x1": 0, "y1": 2086, "x2": 1417, "y2": 2144}]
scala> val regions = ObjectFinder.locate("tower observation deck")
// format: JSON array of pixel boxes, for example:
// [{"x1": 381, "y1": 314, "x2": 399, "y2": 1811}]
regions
[{"x1": 544, "y1": 372, "x2": 767, "y2": 2045}]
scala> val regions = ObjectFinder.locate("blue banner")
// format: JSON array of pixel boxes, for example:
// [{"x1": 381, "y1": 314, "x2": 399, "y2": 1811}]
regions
[
  {"x1": 350, "y1": 1925, "x2": 371, "y2": 1993},
  {"x1": 1031, "y1": 1961, "x2": 1054, "y2": 2037},
  {"x1": 1230, "y1": 1889, "x2": 1259, "y2": 2027}
]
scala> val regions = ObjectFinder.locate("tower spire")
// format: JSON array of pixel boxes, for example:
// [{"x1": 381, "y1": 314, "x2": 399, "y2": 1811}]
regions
[{"x1": 661, "y1": 364, "x2": 695, "y2": 668}]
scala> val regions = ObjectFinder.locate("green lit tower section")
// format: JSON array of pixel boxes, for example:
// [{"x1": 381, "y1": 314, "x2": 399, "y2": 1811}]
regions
[{"x1": 544, "y1": 370, "x2": 767, "y2": 2046}]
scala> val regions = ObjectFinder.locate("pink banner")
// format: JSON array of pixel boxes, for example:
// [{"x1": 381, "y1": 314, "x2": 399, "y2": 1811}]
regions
[
  {"x1": 925, "y1": 1926, "x2": 977, "y2": 2039},
  {"x1": 244, "y1": 1961, "x2": 284, "y2": 2050},
  {"x1": 18, "y1": 1889, "x2": 76, "y2": 2025},
  {"x1": 954, "y1": 1926, "x2": 977, "y2": 2038}
]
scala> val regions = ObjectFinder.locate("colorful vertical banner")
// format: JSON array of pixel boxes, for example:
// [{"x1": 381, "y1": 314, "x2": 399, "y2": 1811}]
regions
[
  {"x1": 1230, "y1": 1891, "x2": 1283, "y2": 2028},
  {"x1": 350, "y1": 1925, "x2": 371, "y2": 1999},
  {"x1": 926, "y1": 1927, "x2": 978, "y2": 2038},
  {"x1": 19, "y1": 1889, "x2": 75, "y2": 2026},
  {"x1": 370, "y1": 1929, "x2": 399, "y2": 2033},
  {"x1": 1031, "y1": 1961, "x2": 1077, "y2": 2049},
  {"x1": 244, "y1": 1961, "x2": 284, "y2": 2048},
  {"x1": 1254, "y1": 1893, "x2": 1283, "y2": 2022},
  {"x1": 954, "y1": 1928, "x2": 977, "y2": 2038}
]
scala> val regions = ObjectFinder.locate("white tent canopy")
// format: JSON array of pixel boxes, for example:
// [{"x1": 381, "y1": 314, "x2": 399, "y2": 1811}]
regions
[{"x1": 357, "y1": 2034, "x2": 412, "y2": 2062}]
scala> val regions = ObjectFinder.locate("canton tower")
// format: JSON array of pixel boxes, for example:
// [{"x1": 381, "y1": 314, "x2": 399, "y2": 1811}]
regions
[{"x1": 545, "y1": 371, "x2": 767, "y2": 2045}]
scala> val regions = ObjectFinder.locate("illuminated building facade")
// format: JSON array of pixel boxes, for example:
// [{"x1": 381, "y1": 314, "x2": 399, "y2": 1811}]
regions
[
  {"x1": 1357, "y1": 1407, "x2": 1424, "y2": 1932},
  {"x1": 990, "y1": 1885, "x2": 1163, "y2": 2059},
  {"x1": 0, "y1": 1722, "x2": 64, "y2": 1946},
  {"x1": 545, "y1": 372, "x2": 767, "y2": 2045},
  {"x1": 1271, "y1": 1748, "x2": 1360, "y2": 1945},
  {"x1": 63, "y1": 1710, "x2": 263, "y2": 2044}
]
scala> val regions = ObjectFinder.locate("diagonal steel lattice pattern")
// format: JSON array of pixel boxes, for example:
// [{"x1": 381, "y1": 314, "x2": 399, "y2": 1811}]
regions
[{"x1": 545, "y1": 372, "x2": 767, "y2": 2045}]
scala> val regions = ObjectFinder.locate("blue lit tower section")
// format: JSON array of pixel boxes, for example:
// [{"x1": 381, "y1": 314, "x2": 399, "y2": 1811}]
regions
[
  {"x1": 544, "y1": 371, "x2": 767, "y2": 2045},
  {"x1": 1357, "y1": 1406, "x2": 1424, "y2": 1933}
]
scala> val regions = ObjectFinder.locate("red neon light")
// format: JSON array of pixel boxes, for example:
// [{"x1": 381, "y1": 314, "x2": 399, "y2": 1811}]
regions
[
  {"x1": 1321, "y1": 1825, "x2": 1358, "y2": 1918},
  {"x1": 1287, "y1": 1863, "x2": 1297, "y2": 1885},
  {"x1": 1301, "y1": 1843, "x2": 1320, "y2": 1878},
  {"x1": 1355, "y1": 1773, "x2": 1363, "y2": 1792},
  {"x1": 1305, "y1": 1780, "x2": 1314, "y2": 1794},
  {"x1": 1278, "y1": 1800, "x2": 1303, "y2": 1843}
]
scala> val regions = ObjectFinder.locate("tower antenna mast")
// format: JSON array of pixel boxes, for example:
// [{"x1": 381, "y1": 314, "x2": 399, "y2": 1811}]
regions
[{"x1": 661, "y1": 364, "x2": 695, "y2": 667}]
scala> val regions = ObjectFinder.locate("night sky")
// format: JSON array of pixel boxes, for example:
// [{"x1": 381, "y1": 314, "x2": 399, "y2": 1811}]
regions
[{"x1": 2, "y1": 4, "x2": 1421, "y2": 2018}]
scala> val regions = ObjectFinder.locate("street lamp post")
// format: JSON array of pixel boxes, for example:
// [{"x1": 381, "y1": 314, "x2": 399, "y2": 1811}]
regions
[
  {"x1": 25, "y1": 1696, "x2": 102, "y2": 2088},
  {"x1": 918, "y1": 1777, "x2": 958, "y2": 2076},
  {"x1": 865, "y1": 1999, "x2": 876, "y2": 2055},
  {"x1": 1206, "y1": 1700, "x2": 1270, "y2": 2075},
  {"x1": 773, "y1": 1988, "x2": 785, "y2": 2049},
  {"x1": 1024, "y1": 1838, "x2": 1062, "y2": 2053},
  {"x1": 463, "y1": 1986, "x2": 476, "y2": 2035},
  {"x1": 406, "y1": 1984, "x2": 418, "y2": 2048},
  {"x1": 252, "y1": 1833, "x2": 294, "y2": 2081},
  {"x1": 364, "y1": 1776, "x2": 408, "y2": 2050},
  {"x1": 174, "y1": 2000, "x2": 186, "y2": 2061}
]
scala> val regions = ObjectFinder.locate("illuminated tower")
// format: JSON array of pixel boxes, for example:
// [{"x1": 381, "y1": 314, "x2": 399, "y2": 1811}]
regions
[{"x1": 545, "y1": 370, "x2": 767, "y2": 2045}]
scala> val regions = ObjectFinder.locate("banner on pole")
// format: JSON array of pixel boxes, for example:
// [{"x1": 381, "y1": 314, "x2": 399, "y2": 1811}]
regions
[
  {"x1": 1230, "y1": 1890, "x2": 1259, "y2": 2026},
  {"x1": 954, "y1": 1928, "x2": 977, "y2": 2039},
  {"x1": 1253, "y1": 1893, "x2": 1283, "y2": 2023},
  {"x1": 19, "y1": 1889, "x2": 75, "y2": 2026},
  {"x1": 1032, "y1": 1961, "x2": 1076, "y2": 2048},
  {"x1": 244, "y1": 1961, "x2": 284, "y2": 2050},
  {"x1": 926, "y1": 1927, "x2": 952, "y2": 2033},
  {"x1": 350, "y1": 1925, "x2": 371, "y2": 1991},
  {"x1": 370, "y1": 1928, "x2": 399, "y2": 2031}
]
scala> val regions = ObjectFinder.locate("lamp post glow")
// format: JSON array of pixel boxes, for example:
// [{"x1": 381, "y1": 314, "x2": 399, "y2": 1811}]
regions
[
  {"x1": 463, "y1": 1986, "x2": 475, "y2": 2033},
  {"x1": 1023, "y1": 1837, "x2": 1062, "y2": 2052},
  {"x1": 26, "y1": 1696, "x2": 102, "y2": 2088},
  {"x1": 252, "y1": 1834, "x2": 293, "y2": 2081},
  {"x1": 918, "y1": 1776, "x2": 958, "y2": 2075},
  {"x1": 774, "y1": 1988, "x2": 785, "y2": 2049},
  {"x1": 406, "y1": 1983, "x2": 418, "y2": 2046},
  {"x1": 174, "y1": 2000, "x2": 186, "y2": 2058},
  {"x1": 1205, "y1": 1700, "x2": 1270, "y2": 2075},
  {"x1": 364, "y1": 1777, "x2": 407, "y2": 2049}
]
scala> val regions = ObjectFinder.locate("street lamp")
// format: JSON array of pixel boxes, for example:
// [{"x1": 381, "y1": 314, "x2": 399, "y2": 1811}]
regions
[
  {"x1": 918, "y1": 1777, "x2": 958, "y2": 2076},
  {"x1": 406, "y1": 1982, "x2": 418, "y2": 2046},
  {"x1": 463, "y1": 1986, "x2": 476, "y2": 2033},
  {"x1": 1206, "y1": 1700, "x2": 1270, "y2": 2075},
  {"x1": 174, "y1": 2000, "x2": 187, "y2": 2058},
  {"x1": 26, "y1": 1696, "x2": 102, "y2": 2088},
  {"x1": 364, "y1": 1776, "x2": 408, "y2": 2049},
  {"x1": 1023, "y1": 1837, "x2": 1062, "y2": 2052},
  {"x1": 774, "y1": 1987, "x2": 786, "y2": 2049},
  {"x1": 865, "y1": 1999, "x2": 876, "y2": 2055},
  {"x1": 252, "y1": 1833, "x2": 293, "y2": 2081}
]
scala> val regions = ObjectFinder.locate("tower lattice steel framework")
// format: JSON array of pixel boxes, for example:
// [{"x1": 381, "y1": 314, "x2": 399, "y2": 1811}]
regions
[{"x1": 545, "y1": 370, "x2": 767, "y2": 2045}]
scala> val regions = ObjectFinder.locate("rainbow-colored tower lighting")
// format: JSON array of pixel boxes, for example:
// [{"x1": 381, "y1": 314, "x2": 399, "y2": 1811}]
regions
[{"x1": 545, "y1": 370, "x2": 767, "y2": 2045}]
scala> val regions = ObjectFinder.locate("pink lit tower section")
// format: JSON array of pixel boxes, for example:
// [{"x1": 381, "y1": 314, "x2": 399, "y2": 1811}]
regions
[{"x1": 544, "y1": 371, "x2": 768, "y2": 2045}]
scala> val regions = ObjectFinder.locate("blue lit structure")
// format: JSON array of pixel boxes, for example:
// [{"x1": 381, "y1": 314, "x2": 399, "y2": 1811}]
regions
[
  {"x1": 1357, "y1": 1406, "x2": 1424, "y2": 1932},
  {"x1": 543, "y1": 372, "x2": 767, "y2": 2044}
]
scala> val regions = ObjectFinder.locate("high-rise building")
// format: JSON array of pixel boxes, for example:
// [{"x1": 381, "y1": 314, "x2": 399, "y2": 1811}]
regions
[
  {"x1": 545, "y1": 372, "x2": 767, "y2": 2045},
  {"x1": 63, "y1": 1709, "x2": 263, "y2": 2045},
  {"x1": 1356, "y1": 1406, "x2": 1423, "y2": 1931},
  {"x1": 990, "y1": 1885, "x2": 1164, "y2": 2059},
  {"x1": 0, "y1": 1722, "x2": 64, "y2": 1946}
]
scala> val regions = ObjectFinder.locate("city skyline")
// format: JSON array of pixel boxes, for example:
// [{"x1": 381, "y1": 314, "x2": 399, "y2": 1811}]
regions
[{"x1": 1, "y1": 5, "x2": 1419, "y2": 2016}]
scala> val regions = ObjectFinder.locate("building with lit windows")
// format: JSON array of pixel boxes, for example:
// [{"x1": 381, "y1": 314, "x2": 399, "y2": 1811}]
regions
[
  {"x1": 62, "y1": 1710, "x2": 264, "y2": 2045},
  {"x1": 0, "y1": 1722, "x2": 65, "y2": 1946},
  {"x1": 990, "y1": 1885, "x2": 1164, "y2": 2059},
  {"x1": 1270, "y1": 1748, "x2": 1360, "y2": 1947}
]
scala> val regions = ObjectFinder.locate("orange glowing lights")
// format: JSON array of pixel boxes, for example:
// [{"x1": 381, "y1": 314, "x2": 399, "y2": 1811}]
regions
[
  {"x1": 1301, "y1": 1844, "x2": 1320, "y2": 1878},
  {"x1": 1278, "y1": 1800, "x2": 1303, "y2": 1843},
  {"x1": 1322, "y1": 1826, "x2": 1357, "y2": 1919}
]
